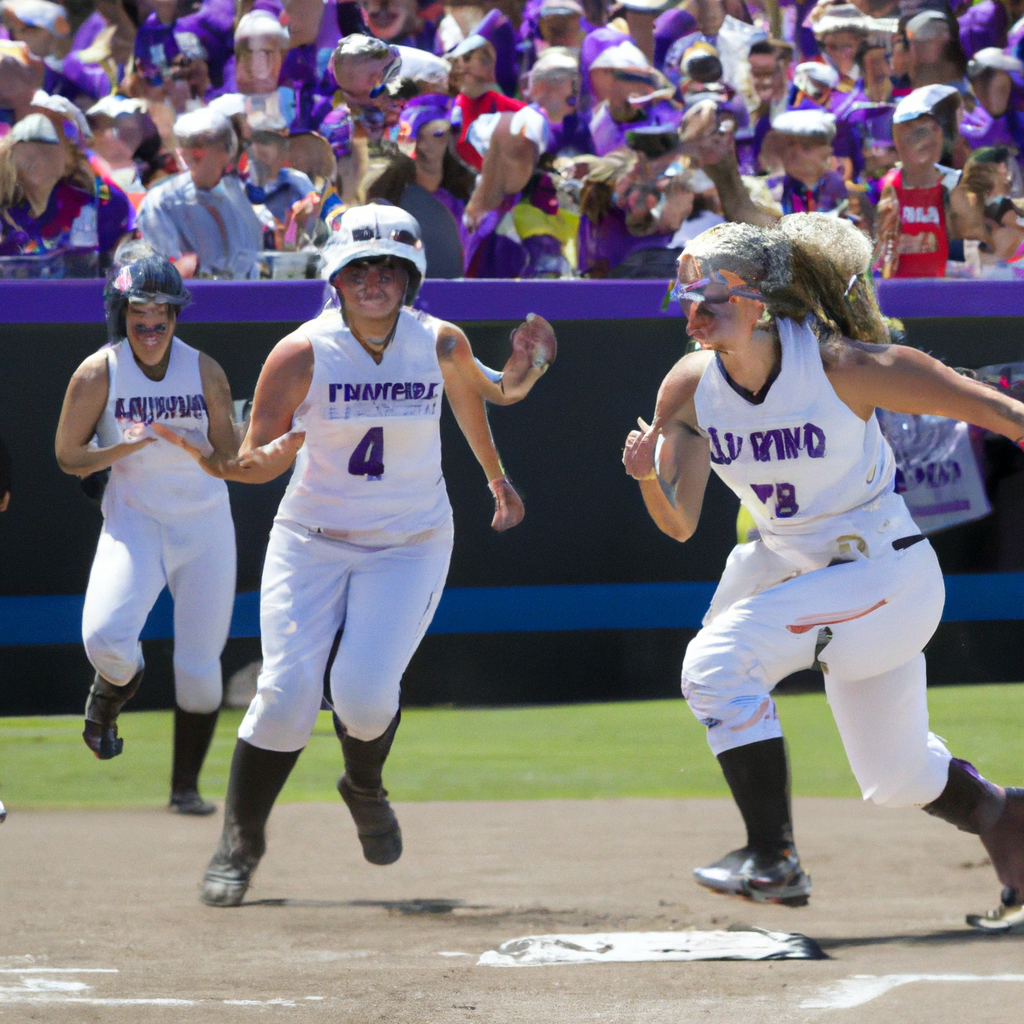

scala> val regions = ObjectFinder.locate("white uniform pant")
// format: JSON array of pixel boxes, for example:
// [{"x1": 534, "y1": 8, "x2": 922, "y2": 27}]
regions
[
  {"x1": 240, "y1": 519, "x2": 453, "y2": 751},
  {"x1": 682, "y1": 537, "x2": 952, "y2": 808},
  {"x1": 81, "y1": 498, "x2": 236, "y2": 713}
]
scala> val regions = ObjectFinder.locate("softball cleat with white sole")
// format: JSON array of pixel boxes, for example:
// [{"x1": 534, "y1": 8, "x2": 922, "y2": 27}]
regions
[{"x1": 694, "y1": 846, "x2": 812, "y2": 907}]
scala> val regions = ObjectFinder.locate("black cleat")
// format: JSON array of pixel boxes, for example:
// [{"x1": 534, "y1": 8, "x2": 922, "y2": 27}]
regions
[
  {"x1": 338, "y1": 774, "x2": 403, "y2": 865},
  {"x1": 83, "y1": 670, "x2": 142, "y2": 760},
  {"x1": 169, "y1": 790, "x2": 217, "y2": 816},
  {"x1": 694, "y1": 845, "x2": 812, "y2": 907},
  {"x1": 200, "y1": 850, "x2": 259, "y2": 907},
  {"x1": 83, "y1": 722, "x2": 123, "y2": 760}
]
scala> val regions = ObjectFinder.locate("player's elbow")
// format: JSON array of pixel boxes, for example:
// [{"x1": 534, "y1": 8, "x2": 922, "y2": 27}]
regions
[{"x1": 661, "y1": 517, "x2": 696, "y2": 544}]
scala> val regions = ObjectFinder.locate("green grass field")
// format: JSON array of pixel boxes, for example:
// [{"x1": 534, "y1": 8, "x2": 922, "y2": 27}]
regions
[{"x1": 1, "y1": 685, "x2": 1022, "y2": 809}]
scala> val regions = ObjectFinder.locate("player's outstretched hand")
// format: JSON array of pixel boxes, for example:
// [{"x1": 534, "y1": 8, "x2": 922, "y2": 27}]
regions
[
  {"x1": 152, "y1": 424, "x2": 305, "y2": 483},
  {"x1": 502, "y1": 314, "x2": 557, "y2": 398},
  {"x1": 489, "y1": 476, "x2": 525, "y2": 531},
  {"x1": 623, "y1": 417, "x2": 658, "y2": 481}
]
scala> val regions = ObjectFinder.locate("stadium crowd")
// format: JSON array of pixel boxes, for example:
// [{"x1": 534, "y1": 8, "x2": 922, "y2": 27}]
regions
[{"x1": 2, "y1": 0, "x2": 1024, "y2": 279}]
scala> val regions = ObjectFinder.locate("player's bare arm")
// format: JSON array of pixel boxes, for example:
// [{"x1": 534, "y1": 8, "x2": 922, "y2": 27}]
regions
[
  {"x1": 197, "y1": 352, "x2": 240, "y2": 462},
  {"x1": 438, "y1": 328, "x2": 525, "y2": 532},
  {"x1": 154, "y1": 333, "x2": 310, "y2": 481},
  {"x1": 435, "y1": 314, "x2": 557, "y2": 406},
  {"x1": 823, "y1": 339, "x2": 1024, "y2": 440},
  {"x1": 55, "y1": 351, "x2": 156, "y2": 478}
]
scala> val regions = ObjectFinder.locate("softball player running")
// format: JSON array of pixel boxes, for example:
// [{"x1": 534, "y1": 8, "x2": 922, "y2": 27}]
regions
[
  {"x1": 55, "y1": 255, "x2": 239, "y2": 815},
  {"x1": 623, "y1": 216, "x2": 1024, "y2": 933},
  {"x1": 156, "y1": 205, "x2": 556, "y2": 907}
]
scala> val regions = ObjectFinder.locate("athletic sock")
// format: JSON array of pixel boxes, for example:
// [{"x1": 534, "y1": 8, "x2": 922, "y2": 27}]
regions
[
  {"x1": 170, "y1": 707, "x2": 219, "y2": 796},
  {"x1": 717, "y1": 737, "x2": 794, "y2": 852},
  {"x1": 219, "y1": 739, "x2": 302, "y2": 857},
  {"x1": 336, "y1": 711, "x2": 401, "y2": 791}
]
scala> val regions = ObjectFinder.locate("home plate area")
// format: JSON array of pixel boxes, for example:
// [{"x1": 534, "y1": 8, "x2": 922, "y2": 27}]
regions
[{"x1": 4, "y1": 798, "x2": 1024, "y2": 1023}]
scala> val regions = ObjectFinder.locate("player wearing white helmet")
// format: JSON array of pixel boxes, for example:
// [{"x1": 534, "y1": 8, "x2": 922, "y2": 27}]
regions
[
  {"x1": 623, "y1": 216, "x2": 1024, "y2": 932},
  {"x1": 156, "y1": 204, "x2": 557, "y2": 907},
  {"x1": 55, "y1": 252, "x2": 239, "y2": 816}
]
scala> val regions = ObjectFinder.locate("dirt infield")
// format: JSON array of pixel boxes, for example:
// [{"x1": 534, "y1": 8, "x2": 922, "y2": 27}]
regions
[{"x1": 3, "y1": 797, "x2": 1022, "y2": 1023}]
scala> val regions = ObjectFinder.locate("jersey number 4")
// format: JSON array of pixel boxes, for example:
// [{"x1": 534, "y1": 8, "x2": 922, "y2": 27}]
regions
[
  {"x1": 751, "y1": 482, "x2": 799, "y2": 518},
  {"x1": 349, "y1": 427, "x2": 384, "y2": 479}
]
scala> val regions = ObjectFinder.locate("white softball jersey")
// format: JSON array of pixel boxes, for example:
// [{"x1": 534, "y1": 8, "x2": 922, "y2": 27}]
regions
[
  {"x1": 682, "y1": 315, "x2": 951, "y2": 807},
  {"x1": 96, "y1": 337, "x2": 228, "y2": 523},
  {"x1": 692, "y1": 315, "x2": 914, "y2": 572},
  {"x1": 277, "y1": 308, "x2": 453, "y2": 543},
  {"x1": 83, "y1": 336, "x2": 234, "y2": 706}
]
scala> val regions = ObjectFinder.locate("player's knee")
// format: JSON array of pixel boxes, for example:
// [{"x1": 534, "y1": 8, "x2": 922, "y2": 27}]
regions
[
  {"x1": 174, "y1": 675, "x2": 222, "y2": 715},
  {"x1": 855, "y1": 739, "x2": 951, "y2": 808},
  {"x1": 333, "y1": 688, "x2": 399, "y2": 742},
  {"x1": 83, "y1": 627, "x2": 140, "y2": 685}
]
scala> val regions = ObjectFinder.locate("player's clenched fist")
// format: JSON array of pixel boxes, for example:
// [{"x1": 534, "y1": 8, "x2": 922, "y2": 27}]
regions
[
  {"x1": 489, "y1": 476, "x2": 525, "y2": 532},
  {"x1": 623, "y1": 417, "x2": 658, "y2": 481}
]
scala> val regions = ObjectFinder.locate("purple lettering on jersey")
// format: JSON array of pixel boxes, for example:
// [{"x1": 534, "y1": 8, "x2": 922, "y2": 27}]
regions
[
  {"x1": 411, "y1": 382, "x2": 425, "y2": 399},
  {"x1": 117, "y1": 393, "x2": 206, "y2": 423},
  {"x1": 392, "y1": 382, "x2": 405, "y2": 400},
  {"x1": 114, "y1": 398, "x2": 125, "y2": 419},
  {"x1": 751, "y1": 431, "x2": 785, "y2": 462},
  {"x1": 752, "y1": 483, "x2": 774, "y2": 504},
  {"x1": 804, "y1": 423, "x2": 826, "y2": 458},
  {"x1": 775, "y1": 482, "x2": 799, "y2": 517},
  {"x1": 155, "y1": 397, "x2": 166, "y2": 418},
  {"x1": 707, "y1": 426, "x2": 730, "y2": 465},
  {"x1": 426, "y1": 383, "x2": 439, "y2": 399},
  {"x1": 781, "y1": 427, "x2": 803, "y2": 459}
]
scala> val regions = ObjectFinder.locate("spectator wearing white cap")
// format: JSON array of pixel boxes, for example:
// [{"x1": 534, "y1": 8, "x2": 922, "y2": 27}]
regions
[
  {"x1": 526, "y1": 47, "x2": 594, "y2": 157},
  {"x1": 875, "y1": 84, "x2": 984, "y2": 278},
  {"x1": 138, "y1": 108, "x2": 263, "y2": 279},
  {"x1": 961, "y1": 47, "x2": 1024, "y2": 156},
  {"x1": 0, "y1": 0, "x2": 104, "y2": 104},
  {"x1": 587, "y1": 40, "x2": 681, "y2": 156},
  {"x1": 233, "y1": 10, "x2": 290, "y2": 100},
  {"x1": 0, "y1": 104, "x2": 135, "y2": 273},
  {"x1": 903, "y1": 9, "x2": 967, "y2": 91},
  {"x1": 809, "y1": 3, "x2": 884, "y2": 94},
  {"x1": 789, "y1": 60, "x2": 843, "y2": 112}
]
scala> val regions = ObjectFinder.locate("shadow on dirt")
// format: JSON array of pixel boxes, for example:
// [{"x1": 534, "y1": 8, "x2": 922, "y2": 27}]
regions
[
  {"x1": 243, "y1": 897, "x2": 483, "y2": 914},
  {"x1": 817, "y1": 929, "x2": 1022, "y2": 951}
]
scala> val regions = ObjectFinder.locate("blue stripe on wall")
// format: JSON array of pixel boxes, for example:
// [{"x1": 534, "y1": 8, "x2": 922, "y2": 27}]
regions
[{"x1": 1, "y1": 574, "x2": 1022, "y2": 646}]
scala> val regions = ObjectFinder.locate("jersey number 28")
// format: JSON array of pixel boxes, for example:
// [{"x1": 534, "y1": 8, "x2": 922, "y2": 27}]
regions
[{"x1": 349, "y1": 427, "x2": 384, "y2": 479}]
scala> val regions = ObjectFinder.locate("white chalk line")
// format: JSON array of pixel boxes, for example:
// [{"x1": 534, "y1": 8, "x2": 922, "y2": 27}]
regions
[
  {"x1": 802, "y1": 973, "x2": 1024, "y2": 1010},
  {"x1": 0, "y1": 966, "x2": 321, "y2": 1008}
]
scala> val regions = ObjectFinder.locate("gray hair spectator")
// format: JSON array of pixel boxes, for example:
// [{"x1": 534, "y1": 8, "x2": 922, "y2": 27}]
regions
[
  {"x1": 234, "y1": 10, "x2": 290, "y2": 98},
  {"x1": 138, "y1": 108, "x2": 263, "y2": 279}
]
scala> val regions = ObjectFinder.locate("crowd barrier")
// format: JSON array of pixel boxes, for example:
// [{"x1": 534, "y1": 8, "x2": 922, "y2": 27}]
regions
[{"x1": 1, "y1": 278, "x2": 1023, "y2": 715}]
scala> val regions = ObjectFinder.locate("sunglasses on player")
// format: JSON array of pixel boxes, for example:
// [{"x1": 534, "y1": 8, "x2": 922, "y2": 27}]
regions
[{"x1": 669, "y1": 271, "x2": 763, "y2": 311}]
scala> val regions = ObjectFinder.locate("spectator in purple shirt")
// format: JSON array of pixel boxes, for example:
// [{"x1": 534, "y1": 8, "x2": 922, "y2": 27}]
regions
[
  {"x1": 958, "y1": 0, "x2": 1024, "y2": 59},
  {"x1": 526, "y1": 47, "x2": 595, "y2": 157},
  {"x1": 961, "y1": 47, "x2": 1024, "y2": 152}
]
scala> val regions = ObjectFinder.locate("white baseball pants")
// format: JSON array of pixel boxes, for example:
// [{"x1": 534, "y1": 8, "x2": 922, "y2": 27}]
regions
[
  {"x1": 239, "y1": 518, "x2": 453, "y2": 751},
  {"x1": 682, "y1": 537, "x2": 952, "y2": 808},
  {"x1": 82, "y1": 497, "x2": 236, "y2": 713}
]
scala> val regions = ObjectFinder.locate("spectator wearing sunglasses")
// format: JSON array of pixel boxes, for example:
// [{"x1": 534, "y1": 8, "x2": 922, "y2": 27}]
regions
[
  {"x1": 138, "y1": 108, "x2": 263, "y2": 279},
  {"x1": 587, "y1": 40, "x2": 681, "y2": 157},
  {"x1": 0, "y1": 106, "x2": 134, "y2": 274}
]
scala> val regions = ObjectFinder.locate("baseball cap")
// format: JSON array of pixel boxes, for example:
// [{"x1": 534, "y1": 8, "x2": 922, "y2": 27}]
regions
[
  {"x1": 905, "y1": 10, "x2": 950, "y2": 41},
  {"x1": 7, "y1": 111, "x2": 58, "y2": 143},
  {"x1": 538, "y1": 0, "x2": 583, "y2": 16},
  {"x1": 771, "y1": 108, "x2": 837, "y2": 140},
  {"x1": 1, "y1": 0, "x2": 69, "y2": 36},
  {"x1": 794, "y1": 61, "x2": 840, "y2": 90},
  {"x1": 968, "y1": 47, "x2": 1024, "y2": 75},
  {"x1": 590, "y1": 40, "x2": 653, "y2": 74},
  {"x1": 893, "y1": 83, "x2": 959, "y2": 124},
  {"x1": 531, "y1": 47, "x2": 579, "y2": 76}
]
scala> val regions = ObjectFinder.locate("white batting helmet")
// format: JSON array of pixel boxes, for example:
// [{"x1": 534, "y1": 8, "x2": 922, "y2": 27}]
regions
[{"x1": 320, "y1": 204, "x2": 427, "y2": 304}]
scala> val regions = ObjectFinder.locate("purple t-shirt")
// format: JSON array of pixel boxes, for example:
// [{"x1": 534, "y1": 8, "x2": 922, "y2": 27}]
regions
[
  {"x1": 959, "y1": 0, "x2": 1008, "y2": 60},
  {"x1": 654, "y1": 8, "x2": 698, "y2": 71},
  {"x1": 578, "y1": 205, "x2": 672, "y2": 275},
  {"x1": 589, "y1": 100, "x2": 681, "y2": 156}
]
